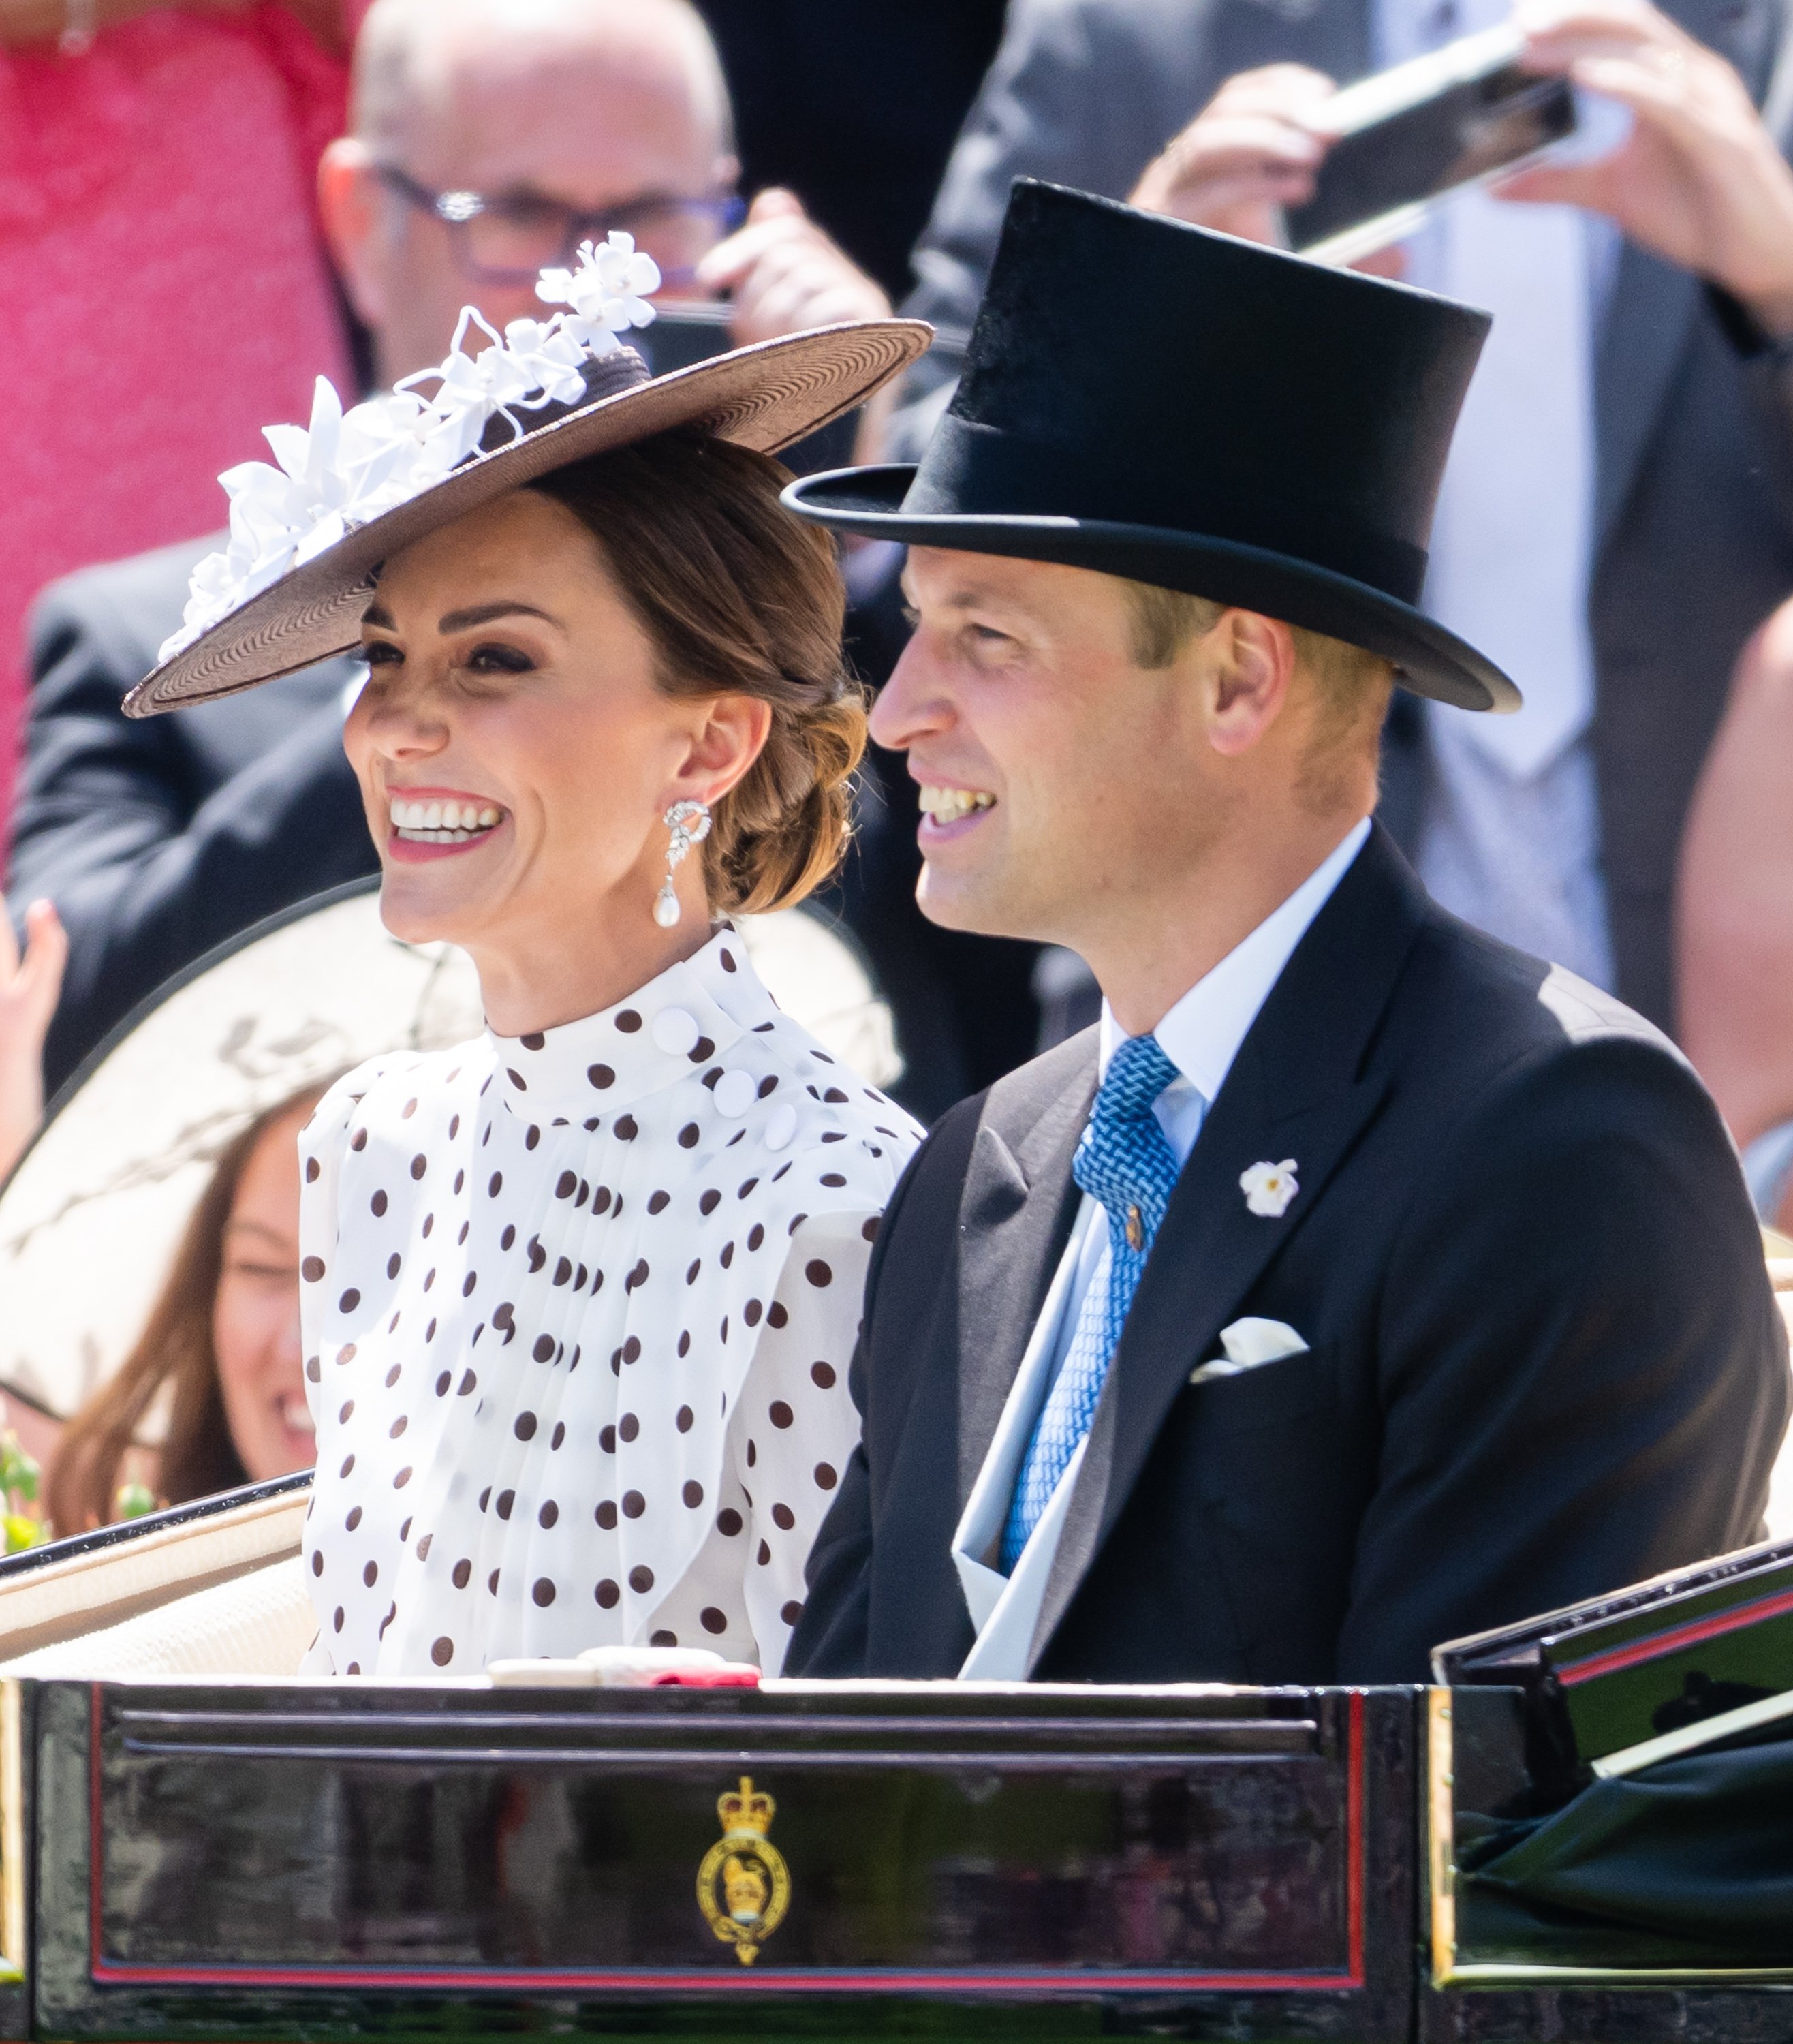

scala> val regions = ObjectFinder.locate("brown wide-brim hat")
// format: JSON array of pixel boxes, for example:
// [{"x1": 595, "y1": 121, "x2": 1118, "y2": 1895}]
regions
[{"x1": 125, "y1": 319, "x2": 931, "y2": 719}]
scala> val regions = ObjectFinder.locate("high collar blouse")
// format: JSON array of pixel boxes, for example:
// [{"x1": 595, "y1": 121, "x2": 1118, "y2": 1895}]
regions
[{"x1": 296, "y1": 927, "x2": 920, "y2": 1679}]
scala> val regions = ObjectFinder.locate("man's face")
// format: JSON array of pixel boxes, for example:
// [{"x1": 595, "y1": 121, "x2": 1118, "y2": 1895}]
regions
[
  {"x1": 870, "y1": 550, "x2": 1234, "y2": 951},
  {"x1": 339, "y1": 18, "x2": 733, "y2": 382}
]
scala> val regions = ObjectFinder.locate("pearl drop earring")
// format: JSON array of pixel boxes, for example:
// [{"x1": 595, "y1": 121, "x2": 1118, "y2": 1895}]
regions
[{"x1": 655, "y1": 800, "x2": 712, "y2": 928}]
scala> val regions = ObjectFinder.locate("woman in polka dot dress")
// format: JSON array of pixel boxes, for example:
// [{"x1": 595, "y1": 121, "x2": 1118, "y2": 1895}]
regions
[
  {"x1": 283, "y1": 420, "x2": 929, "y2": 1679},
  {"x1": 119, "y1": 247, "x2": 931, "y2": 1679}
]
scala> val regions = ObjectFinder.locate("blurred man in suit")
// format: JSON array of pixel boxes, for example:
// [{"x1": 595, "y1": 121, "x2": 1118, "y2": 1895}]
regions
[
  {"x1": 897, "y1": 0, "x2": 1793, "y2": 1040},
  {"x1": 11, "y1": 0, "x2": 888, "y2": 1098},
  {"x1": 782, "y1": 182, "x2": 1786, "y2": 1686}
]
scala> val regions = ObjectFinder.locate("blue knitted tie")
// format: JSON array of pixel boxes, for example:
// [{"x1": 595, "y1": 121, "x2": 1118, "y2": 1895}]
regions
[{"x1": 1000, "y1": 1032, "x2": 1182, "y2": 1570}]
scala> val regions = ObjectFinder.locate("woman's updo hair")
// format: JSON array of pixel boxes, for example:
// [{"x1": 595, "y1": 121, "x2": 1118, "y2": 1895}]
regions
[{"x1": 531, "y1": 430, "x2": 866, "y2": 915}]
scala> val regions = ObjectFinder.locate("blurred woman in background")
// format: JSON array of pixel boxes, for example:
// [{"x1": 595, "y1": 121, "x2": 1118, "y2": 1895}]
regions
[{"x1": 46, "y1": 1079, "x2": 325, "y2": 1533}]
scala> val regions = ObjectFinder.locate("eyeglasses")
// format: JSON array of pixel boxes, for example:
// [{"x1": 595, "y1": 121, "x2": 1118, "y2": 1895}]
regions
[{"x1": 375, "y1": 166, "x2": 747, "y2": 288}]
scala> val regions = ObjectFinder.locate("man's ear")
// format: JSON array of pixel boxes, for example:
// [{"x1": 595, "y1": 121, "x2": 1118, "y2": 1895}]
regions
[
  {"x1": 1204, "y1": 610, "x2": 1297, "y2": 758},
  {"x1": 318, "y1": 138, "x2": 388, "y2": 330}
]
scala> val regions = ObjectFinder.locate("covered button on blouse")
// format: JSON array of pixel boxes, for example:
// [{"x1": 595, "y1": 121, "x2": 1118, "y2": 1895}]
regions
[{"x1": 296, "y1": 927, "x2": 920, "y2": 1677}]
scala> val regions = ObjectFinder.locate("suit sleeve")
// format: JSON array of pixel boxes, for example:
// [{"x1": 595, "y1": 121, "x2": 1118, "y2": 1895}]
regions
[
  {"x1": 891, "y1": 0, "x2": 1195, "y2": 454},
  {"x1": 1338, "y1": 1036, "x2": 1791, "y2": 1683},
  {"x1": 10, "y1": 586, "x2": 373, "y2": 1096}
]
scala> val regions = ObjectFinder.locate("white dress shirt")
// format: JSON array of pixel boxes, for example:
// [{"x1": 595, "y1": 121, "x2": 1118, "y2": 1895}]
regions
[
  {"x1": 1379, "y1": 0, "x2": 1620, "y2": 989},
  {"x1": 950, "y1": 818, "x2": 1372, "y2": 1678}
]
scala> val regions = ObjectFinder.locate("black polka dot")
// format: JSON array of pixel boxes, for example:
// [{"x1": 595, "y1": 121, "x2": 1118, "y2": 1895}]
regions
[
  {"x1": 507, "y1": 1068, "x2": 527, "y2": 1091},
  {"x1": 458, "y1": 1369, "x2": 477, "y2": 1395},
  {"x1": 781, "y1": 1600, "x2": 805, "y2": 1626},
  {"x1": 648, "y1": 1191, "x2": 671, "y2": 1214},
  {"x1": 698, "y1": 1190, "x2": 721, "y2": 1216},
  {"x1": 593, "y1": 1186, "x2": 614, "y2": 1215},
  {"x1": 452, "y1": 1559, "x2": 471, "y2": 1588},
  {"x1": 862, "y1": 1215, "x2": 881, "y2": 1243},
  {"x1": 555, "y1": 1170, "x2": 577, "y2": 1199},
  {"x1": 532, "y1": 1334, "x2": 555, "y2": 1363},
  {"x1": 747, "y1": 1224, "x2": 765, "y2": 1251},
  {"x1": 386, "y1": 1252, "x2": 402, "y2": 1280},
  {"x1": 676, "y1": 1404, "x2": 694, "y2": 1433},
  {"x1": 596, "y1": 1579, "x2": 620, "y2": 1607},
  {"x1": 370, "y1": 1190, "x2": 388, "y2": 1217},
  {"x1": 410, "y1": 1154, "x2": 427, "y2": 1181},
  {"x1": 528, "y1": 1237, "x2": 546, "y2": 1272},
  {"x1": 717, "y1": 1508, "x2": 743, "y2": 1536},
  {"x1": 311, "y1": 1550, "x2": 324, "y2": 1577},
  {"x1": 394, "y1": 1466, "x2": 412, "y2": 1488},
  {"x1": 772, "y1": 1503, "x2": 796, "y2": 1530},
  {"x1": 415, "y1": 1531, "x2": 431, "y2": 1558},
  {"x1": 686, "y1": 1260, "x2": 701, "y2": 1285},
  {"x1": 757, "y1": 1540, "x2": 771, "y2": 1565},
  {"x1": 821, "y1": 1173, "x2": 847, "y2": 1188},
  {"x1": 537, "y1": 1500, "x2": 559, "y2": 1529},
  {"x1": 340, "y1": 1454, "x2": 356, "y2": 1478},
  {"x1": 587, "y1": 1062, "x2": 615, "y2": 1091},
  {"x1": 496, "y1": 1489, "x2": 515, "y2": 1520},
  {"x1": 514, "y1": 1412, "x2": 537, "y2": 1441},
  {"x1": 721, "y1": 1243, "x2": 735, "y2": 1270},
  {"x1": 744, "y1": 1299, "x2": 762, "y2": 1326},
  {"x1": 431, "y1": 1637, "x2": 454, "y2": 1667},
  {"x1": 334, "y1": 1607, "x2": 345, "y2": 1631},
  {"x1": 550, "y1": 1421, "x2": 565, "y2": 1449},
  {"x1": 622, "y1": 1490, "x2": 645, "y2": 1519},
  {"x1": 347, "y1": 1506, "x2": 363, "y2": 1531},
  {"x1": 811, "y1": 1361, "x2": 837, "y2": 1390},
  {"x1": 488, "y1": 1569, "x2": 501, "y2": 1594},
  {"x1": 770, "y1": 1401, "x2": 794, "y2": 1429},
  {"x1": 616, "y1": 1115, "x2": 639, "y2": 1141},
  {"x1": 768, "y1": 1302, "x2": 789, "y2": 1330},
  {"x1": 678, "y1": 1124, "x2": 700, "y2": 1149},
  {"x1": 595, "y1": 1499, "x2": 618, "y2": 1528},
  {"x1": 520, "y1": 1031, "x2": 546, "y2": 1051},
  {"x1": 619, "y1": 1412, "x2": 640, "y2": 1443},
  {"x1": 305, "y1": 1156, "x2": 320, "y2": 1184},
  {"x1": 629, "y1": 1565, "x2": 655, "y2": 1593},
  {"x1": 625, "y1": 1259, "x2": 649, "y2": 1292},
  {"x1": 746, "y1": 1438, "x2": 756, "y2": 1467},
  {"x1": 677, "y1": 1331, "x2": 691, "y2": 1357},
  {"x1": 532, "y1": 1577, "x2": 557, "y2": 1607},
  {"x1": 650, "y1": 1629, "x2": 678, "y2": 1647},
  {"x1": 305, "y1": 1355, "x2": 320, "y2": 1382},
  {"x1": 351, "y1": 1128, "x2": 368, "y2": 1151},
  {"x1": 615, "y1": 1009, "x2": 642, "y2": 1032},
  {"x1": 462, "y1": 1271, "x2": 478, "y2": 1297},
  {"x1": 339, "y1": 1288, "x2": 360, "y2": 1312},
  {"x1": 599, "y1": 1425, "x2": 616, "y2": 1453},
  {"x1": 720, "y1": 948, "x2": 736, "y2": 972},
  {"x1": 683, "y1": 1480, "x2": 704, "y2": 1508},
  {"x1": 738, "y1": 1178, "x2": 760, "y2": 1199},
  {"x1": 488, "y1": 1172, "x2": 503, "y2": 1198},
  {"x1": 815, "y1": 1463, "x2": 839, "y2": 1490},
  {"x1": 478, "y1": 1487, "x2": 491, "y2": 1512},
  {"x1": 700, "y1": 1607, "x2": 728, "y2": 1635}
]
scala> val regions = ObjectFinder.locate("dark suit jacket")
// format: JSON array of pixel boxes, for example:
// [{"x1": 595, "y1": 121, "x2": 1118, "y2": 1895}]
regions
[
  {"x1": 7, "y1": 536, "x2": 375, "y2": 1096},
  {"x1": 788, "y1": 826, "x2": 1791, "y2": 1684},
  {"x1": 896, "y1": 0, "x2": 1793, "y2": 1033}
]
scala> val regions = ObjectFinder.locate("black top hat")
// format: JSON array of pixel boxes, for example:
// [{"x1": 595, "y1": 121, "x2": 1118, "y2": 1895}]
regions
[{"x1": 784, "y1": 181, "x2": 1517, "y2": 713}]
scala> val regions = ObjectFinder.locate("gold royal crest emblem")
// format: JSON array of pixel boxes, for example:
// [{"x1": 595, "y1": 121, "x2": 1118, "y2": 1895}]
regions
[{"x1": 696, "y1": 1776, "x2": 790, "y2": 1965}]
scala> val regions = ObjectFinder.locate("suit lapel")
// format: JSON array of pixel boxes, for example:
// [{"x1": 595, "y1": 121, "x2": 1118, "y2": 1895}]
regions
[
  {"x1": 955, "y1": 1042, "x2": 1097, "y2": 1507},
  {"x1": 1027, "y1": 826, "x2": 1427, "y2": 1670}
]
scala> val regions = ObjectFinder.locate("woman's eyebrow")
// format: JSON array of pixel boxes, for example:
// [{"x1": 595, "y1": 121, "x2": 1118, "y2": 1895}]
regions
[
  {"x1": 437, "y1": 601, "x2": 564, "y2": 634},
  {"x1": 362, "y1": 601, "x2": 396, "y2": 630},
  {"x1": 223, "y1": 1218, "x2": 290, "y2": 1245}
]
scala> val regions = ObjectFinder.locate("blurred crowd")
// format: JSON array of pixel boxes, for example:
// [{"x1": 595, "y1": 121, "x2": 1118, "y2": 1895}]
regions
[{"x1": 3, "y1": 0, "x2": 1793, "y2": 1526}]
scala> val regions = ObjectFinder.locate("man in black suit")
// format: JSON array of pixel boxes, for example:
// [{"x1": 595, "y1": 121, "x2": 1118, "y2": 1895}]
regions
[{"x1": 781, "y1": 181, "x2": 1790, "y2": 1685}]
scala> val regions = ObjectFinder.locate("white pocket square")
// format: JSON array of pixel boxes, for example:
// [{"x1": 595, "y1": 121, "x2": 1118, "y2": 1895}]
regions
[{"x1": 1189, "y1": 1316, "x2": 1311, "y2": 1384}]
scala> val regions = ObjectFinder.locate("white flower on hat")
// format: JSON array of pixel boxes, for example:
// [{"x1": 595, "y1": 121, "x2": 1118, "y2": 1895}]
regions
[
  {"x1": 1240, "y1": 1158, "x2": 1299, "y2": 1218},
  {"x1": 158, "y1": 233, "x2": 661, "y2": 665},
  {"x1": 537, "y1": 233, "x2": 660, "y2": 350}
]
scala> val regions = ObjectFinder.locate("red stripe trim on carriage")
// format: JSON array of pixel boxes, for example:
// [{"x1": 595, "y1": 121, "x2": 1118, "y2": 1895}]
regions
[
  {"x1": 1553, "y1": 1585, "x2": 1793, "y2": 1686},
  {"x1": 87, "y1": 1684, "x2": 1367, "y2": 1995}
]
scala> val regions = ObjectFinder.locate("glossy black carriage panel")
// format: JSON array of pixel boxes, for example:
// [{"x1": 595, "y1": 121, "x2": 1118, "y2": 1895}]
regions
[{"x1": 33, "y1": 1679, "x2": 1416, "y2": 2041}]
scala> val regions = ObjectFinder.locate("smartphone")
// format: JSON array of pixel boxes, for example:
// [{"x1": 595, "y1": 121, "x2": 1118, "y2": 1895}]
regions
[{"x1": 1285, "y1": 26, "x2": 1576, "y2": 265}]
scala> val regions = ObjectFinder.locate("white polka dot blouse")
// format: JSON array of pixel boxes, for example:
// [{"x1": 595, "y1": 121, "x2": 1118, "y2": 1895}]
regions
[{"x1": 296, "y1": 926, "x2": 921, "y2": 1678}]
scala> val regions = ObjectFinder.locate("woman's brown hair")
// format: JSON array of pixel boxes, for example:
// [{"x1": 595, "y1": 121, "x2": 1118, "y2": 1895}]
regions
[
  {"x1": 46, "y1": 1081, "x2": 328, "y2": 1536},
  {"x1": 531, "y1": 430, "x2": 867, "y2": 914}
]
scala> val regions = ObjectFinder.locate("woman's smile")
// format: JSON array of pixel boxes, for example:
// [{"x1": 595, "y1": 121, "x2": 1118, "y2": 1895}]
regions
[{"x1": 384, "y1": 784, "x2": 512, "y2": 863}]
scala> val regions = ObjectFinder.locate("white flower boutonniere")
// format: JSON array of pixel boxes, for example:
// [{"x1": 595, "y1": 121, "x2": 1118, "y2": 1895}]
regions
[{"x1": 1240, "y1": 1158, "x2": 1299, "y2": 1218}]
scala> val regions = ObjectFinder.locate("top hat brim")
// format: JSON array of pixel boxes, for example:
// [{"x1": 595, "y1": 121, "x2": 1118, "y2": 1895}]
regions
[
  {"x1": 125, "y1": 320, "x2": 933, "y2": 718},
  {"x1": 785, "y1": 464, "x2": 1521, "y2": 716}
]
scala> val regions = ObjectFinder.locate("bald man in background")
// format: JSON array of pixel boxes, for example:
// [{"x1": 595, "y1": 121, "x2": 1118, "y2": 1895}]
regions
[{"x1": 9, "y1": 0, "x2": 890, "y2": 1096}]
